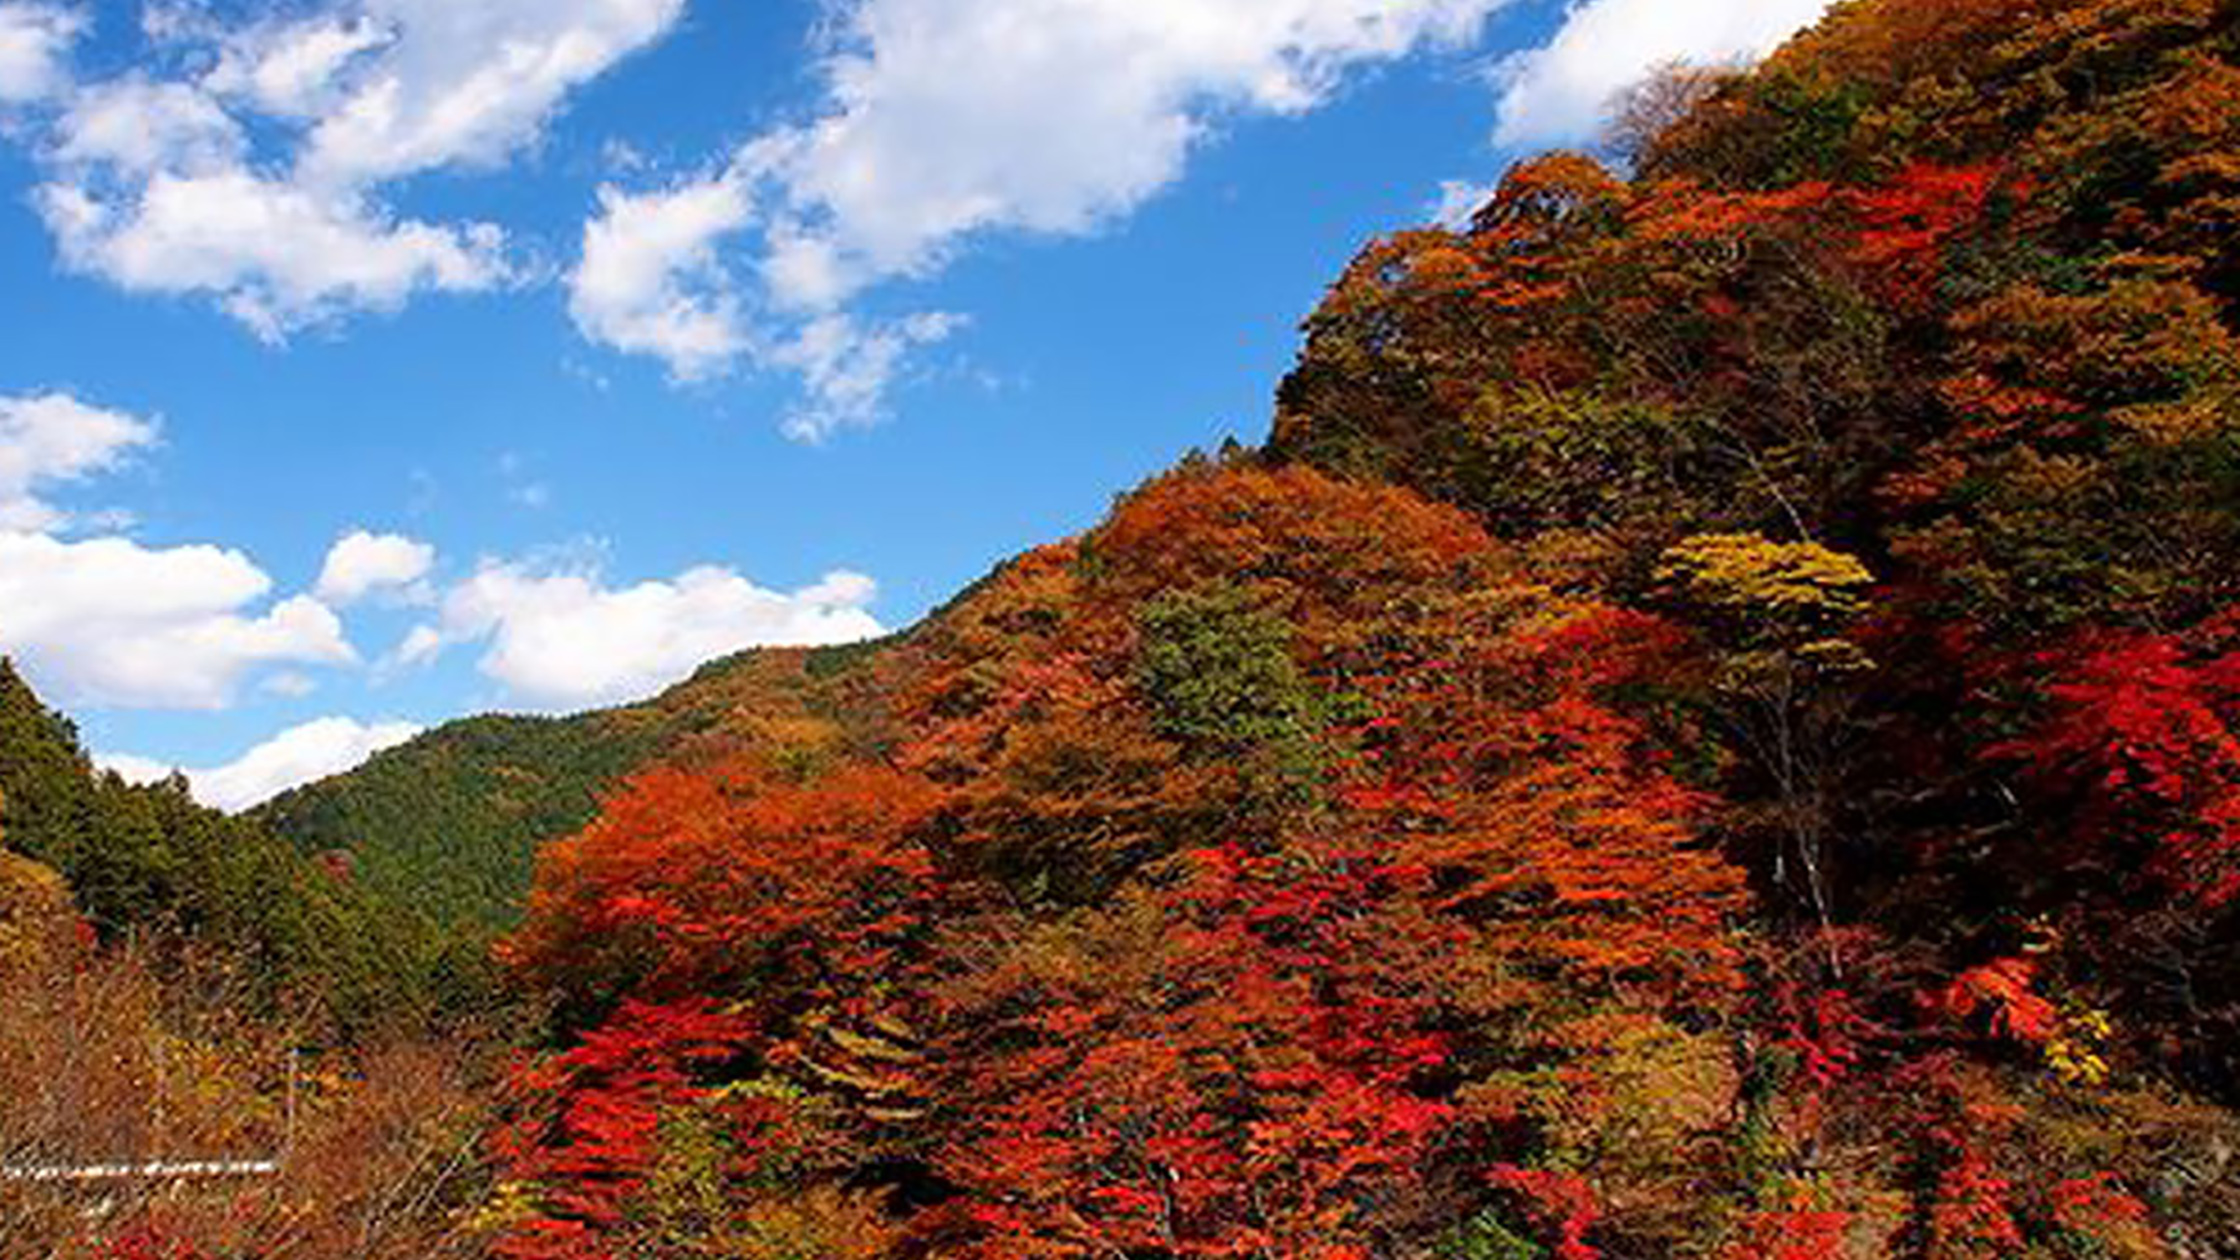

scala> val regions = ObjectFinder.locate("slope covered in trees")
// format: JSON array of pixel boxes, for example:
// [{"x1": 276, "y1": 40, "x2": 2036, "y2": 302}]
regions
[
  {"x1": 0, "y1": 661, "x2": 475, "y2": 1031},
  {"x1": 474, "y1": 1, "x2": 2240, "y2": 1255},
  {"x1": 0, "y1": 663, "x2": 513, "y2": 1254},
  {"x1": 254, "y1": 640, "x2": 900, "y2": 929},
  {"x1": 16, "y1": 0, "x2": 2240, "y2": 1255},
  {"x1": 1274, "y1": 0, "x2": 2240, "y2": 1100}
]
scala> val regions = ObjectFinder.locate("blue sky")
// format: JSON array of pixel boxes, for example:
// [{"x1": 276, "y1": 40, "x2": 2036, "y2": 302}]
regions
[{"x1": 0, "y1": 0, "x2": 1831, "y2": 809}]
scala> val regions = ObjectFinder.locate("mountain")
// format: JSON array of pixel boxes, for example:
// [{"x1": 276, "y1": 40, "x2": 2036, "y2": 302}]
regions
[
  {"x1": 0, "y1": 662, "x2": 502, "y2": 1259},
  {"x1": 16, "y1": 1, "x2": 2240, "y2": 1255},
  {"x1": 252, "y1": 636, "x2": 902, "y2": 929},
  {"x1": 477, "y1": 2, "x2": 2240, "y2": 1255}
]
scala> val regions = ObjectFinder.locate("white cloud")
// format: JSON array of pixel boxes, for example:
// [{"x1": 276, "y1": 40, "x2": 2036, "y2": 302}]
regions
[
  {"x1": 570, "y1": 0, "x2": 1512, "y2": 426},
  {"x1": 293, "y1": 0, "x2": 688, "y2": 188},
  {"x1": 201, "y1": 16, "x2": 391, "y2": 120},
  {"x1": 390, "y1": 623, "x2": 443, "y2": 669},
  {"x1": 261, "y1": 670, "x2": 318, "y2": 698},
  {"x1": 17, "y1": 0, "x2": 687, "y2": 336},
  {"x1": 755, "y1": 0, "x2": 1501, "y2": 298},
  {"x1": 0, "y1": 391, "x2": 159, "y2": 531},
  {"x1": 0, "y1": 2, "x2": 80, "y2": 105},
  {"x1": 772, "y1": 310, "x2": 965, "y2": 440},
  {"x1": 48, "y1": 76, "x2": 243, "y2": 175},
  {"x1": 423, "y1": 558, "x2": 880, "y2": 709},
  {"x1": 569, "y1": 172, "x2": 753, "y2": 380},
  {"x1": 39, "y1": 169, "x2": 507, "y2": 339},
  {"x1": 0, "y1": 391, "x2": 361, "y2": 712},
  {"x1": 0, "y1": 531, "x2": 355, "y2": 709},
  {"x1": 1490, "y1": 0, "x2": 1835, "y2": 150},
  {"x1": 32, "y1": 68, "x2": 509, "y2": 337},
  {"x1": 97, "y1": 752, "x2": 181, "y2": 786},
  {"x1": 100, "y1": 715, "x2": 422, "y2": 812},
  {"x1": 315, "y1": 528, "x2": 435, "y2": 605}
]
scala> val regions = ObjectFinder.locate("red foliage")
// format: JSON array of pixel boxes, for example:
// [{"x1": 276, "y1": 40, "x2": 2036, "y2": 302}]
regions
[
  {"x1": 1932, "y1": 957, "x2": 2058, "y2": 1045},
  {"x1": 89, "y1": 1226, "x2": 208, "y2": 1260},
  {"x1": 2047, "y1": 1172, "x2": 2152, "y2": 1235},
  {"x1": 1929, "y1": 1150, "x2": 2025, "y2": 1256},
  {"x1": 1086, "y1": 461, "x2": 1496, "y2": 642},
  {"x1": 1780, "y1": 983, "x2": 1867, "y2": 1088},
  {"x1": 1845, "y1": 163, "x2": 2004, "y2": 305},
  {"x1": 922, "y1": 585, "x2": 1747, "y2": 1254},
  {"x1": 481, "y1": 9, "x2": 2240, "y2": 1249},
  {"x1": 2005, "y1": 627, "x2": 2240, "y2": 907},
  {"x1": 492, "y1": 999, "x2": 753, "y2": 1255},
  {"x1": 1724, "y1": 1203, "x2": 1852, "y2": 1260},
  {"x1": 1491, "y1": 1166, "x2": 1602, "y2": 1260}
]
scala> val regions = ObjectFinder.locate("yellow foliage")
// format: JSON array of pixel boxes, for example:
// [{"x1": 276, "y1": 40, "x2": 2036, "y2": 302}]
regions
[
  {"x1": 1656, "y1": 533, "x2": 1876, "y2": 622},
  {"x1": 2046, "y1": 1003, "x2": 2115, "y2": 1087},
  {"x1": 0, "y1": 848, "x2": 71, "y2": 976}
]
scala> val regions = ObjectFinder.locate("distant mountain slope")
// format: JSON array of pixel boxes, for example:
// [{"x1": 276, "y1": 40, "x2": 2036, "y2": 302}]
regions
[{"x1": 252, "y1": 636, "x2": 904, "y2": 929}]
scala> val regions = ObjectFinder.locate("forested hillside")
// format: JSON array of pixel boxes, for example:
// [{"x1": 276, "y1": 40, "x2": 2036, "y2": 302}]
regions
[
  {"x1": 0, "y1": 664, "x2": 503, "y2": 1256},
  {"x1": 477, "y1": 1, "x2": 2240, "y2": 1254},
  {"x1": 5, "y1": 0, "x2": 2239, "y2": 1256},
  {"x1": 255, "y1": 639, "x2": 901, "y2": 929},
  {"x1": 0, "y1": 661, "x2": 476, "y2": 1030}
]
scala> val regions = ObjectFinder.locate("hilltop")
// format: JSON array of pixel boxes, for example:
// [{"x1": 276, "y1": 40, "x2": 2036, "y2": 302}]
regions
[{"x1": 253, "y1": 636, "x2": 901, "y2": 929}]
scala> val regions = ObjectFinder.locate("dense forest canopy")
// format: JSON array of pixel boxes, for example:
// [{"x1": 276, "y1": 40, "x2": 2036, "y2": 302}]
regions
[{"x1": 5, "y1": 0, "x2": 2240, "y2": 1255}]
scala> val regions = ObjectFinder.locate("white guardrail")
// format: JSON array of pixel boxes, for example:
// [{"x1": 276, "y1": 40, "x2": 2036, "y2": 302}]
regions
[{"x1": 1, "y1": 1160, "x2": 278, "y2": 1183}]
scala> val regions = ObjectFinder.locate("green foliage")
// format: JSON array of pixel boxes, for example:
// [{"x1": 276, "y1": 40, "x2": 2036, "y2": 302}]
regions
[
  {"x1": 1460, "y1": 392, "x2": 1733, "y2": 533},
  {"x1": 28, "y1": 5, "x2": 2240, "y2": 1257},
  {"x1": 1438, "y1": 1210, "x2": 1547, "y2": 1260},
  {"x1": 1645, "y1": 67, "x2": 1875, "y2": 187},
  {"x1": 803, "y1": 632, "x2": 903, "y2": 680},
  {"x1": 0, "y1": 658, "x2": 463, "y2": 1033},
  {"x1": 255, "y1": 712, "x2": 668, "y2": 930},
  {"x1": 1135, "y1": 581, "x2": 1322, "y2": 792}
]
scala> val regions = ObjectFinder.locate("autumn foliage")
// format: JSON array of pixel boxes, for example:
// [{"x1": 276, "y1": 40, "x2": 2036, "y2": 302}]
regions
[{"x1": 29, "y1": 0, "x2": 2227, "y2": 1256}]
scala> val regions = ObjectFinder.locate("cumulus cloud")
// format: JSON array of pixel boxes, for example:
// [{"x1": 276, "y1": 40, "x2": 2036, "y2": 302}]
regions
[
  {"x1": 0, "y1": 389, "x2": 360, "y2": 710},
  {"x1": 0, "y1": 391, "x2": 158, "y2": 531},
  {"x1": 754, "y1": 0, "x2": 1501, "y2": 298},
  {"x1": 1490, "y1": 0, "x2": 1836, "y2": 150},
  {"x1": 569, "y1": 0, "x2": 1511, "y2": 429},
  {"x1": 198, "y1": 15, "x2": 389, "y2": 120},
  {"x1": 38, "y1": 168, "x2": 506, "y2": 340},
  {"x1": 0, "y1": 531, "x2": 355, "y2": 709},
  {"x1": 0, "y1": 1, "x2": 80, "y2": 104},
  {"x1": 410, "y1": 559, "x2": 881, "y2": 709},
  {"x1": 315, "y1": 528, "x2": 435, "y2": 605},
  {"x1": 569, "y1": 172, "x2": 753, "y2": 381},
  {"x1": 100, "y1": 715, "x2": 421, "y2": 812},
  {"x1": 16, "y1": 0, "x2": 687, "y2": 335},
  {"x1": 290, "y1": 0, "x2": 687, "y2": 188}
]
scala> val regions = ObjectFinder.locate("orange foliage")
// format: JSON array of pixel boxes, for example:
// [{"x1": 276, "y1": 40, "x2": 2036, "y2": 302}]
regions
[
  {"x1": 507, "y1": 761, "x2": 941, "y2": 1005},
  {"x1": 483, "y1": 3, "x2": 2240, "y2": 1255}
]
